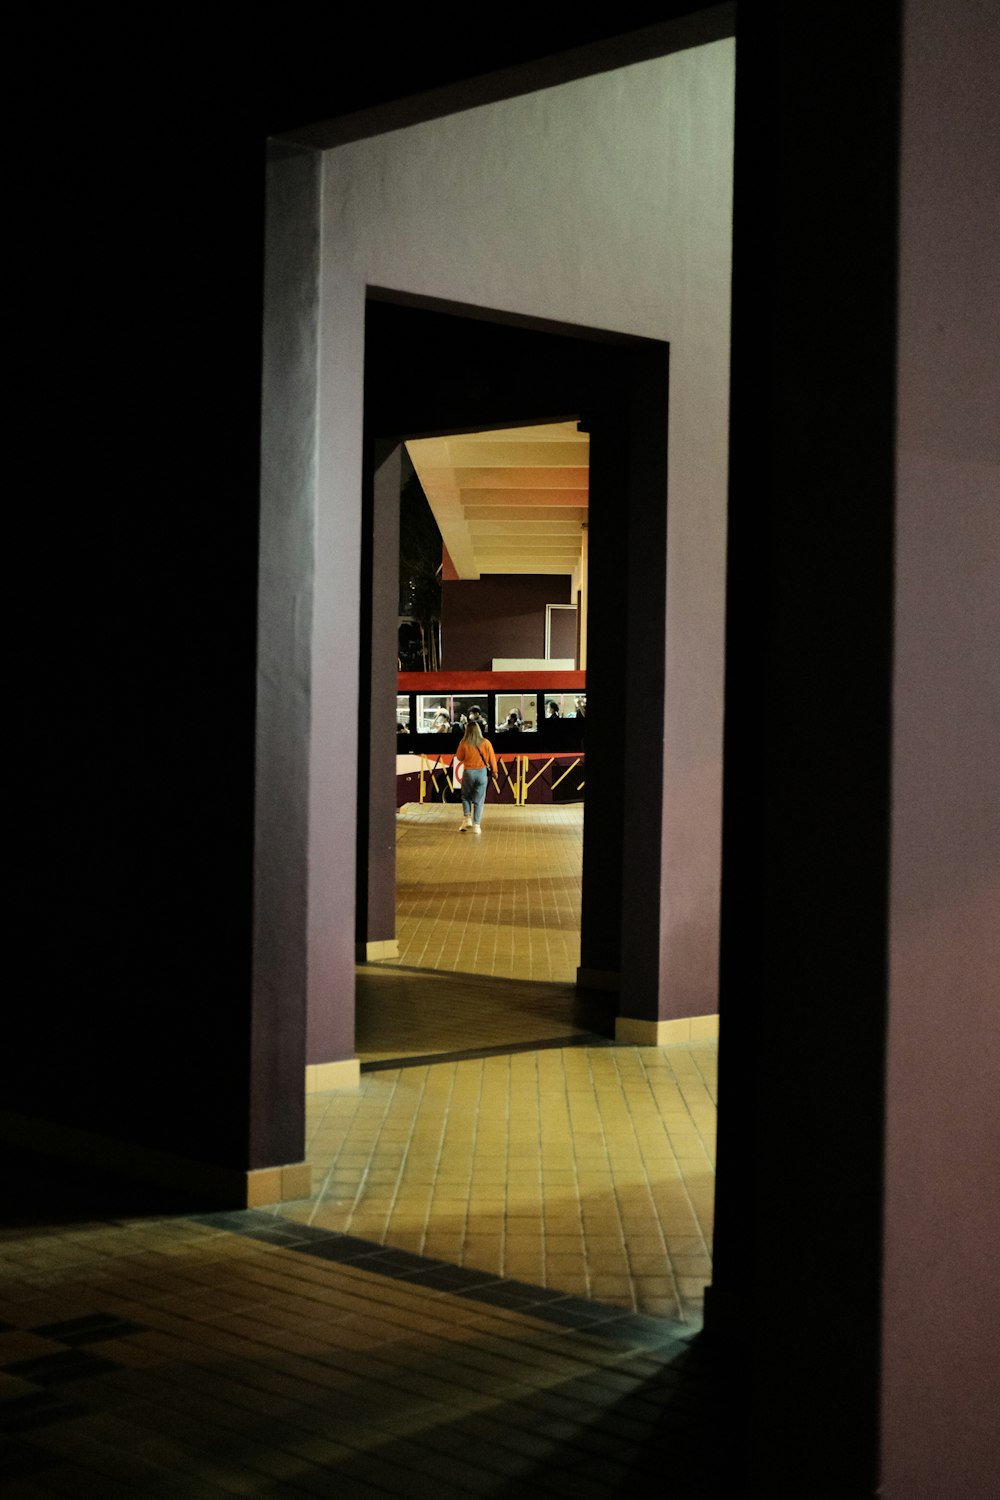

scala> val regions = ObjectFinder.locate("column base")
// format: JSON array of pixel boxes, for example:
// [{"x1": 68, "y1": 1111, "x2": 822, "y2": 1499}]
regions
[
  {"x1": 576, "y1": 966, "x2": 620, "y2": 992},
  {"x1": 305, "y1": 1057, "x2": 361, "y2": 1092},
  {"x1": 701, "y1": 1282, "x2": 752, "y2": 1344},
  {"x1": 615, "y1": 1014, "x2": 719, "y2": 1045},
  {"x1": 356, "y1": 939, "x2": 400, "y2": 961}
]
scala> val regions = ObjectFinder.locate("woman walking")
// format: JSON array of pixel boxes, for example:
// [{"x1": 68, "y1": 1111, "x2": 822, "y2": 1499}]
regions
[{"x1": 454, "y1": 720, "x2": 498, "y2": 834}]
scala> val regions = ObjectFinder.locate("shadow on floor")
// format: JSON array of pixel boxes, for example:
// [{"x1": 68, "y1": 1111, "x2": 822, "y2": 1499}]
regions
[
  {"x1": 355, "y1": 965, "x2": 616, "y2": 1066},
  {"x1": 0, "y1": 1144, "x2": 221, "y2": 1231}
]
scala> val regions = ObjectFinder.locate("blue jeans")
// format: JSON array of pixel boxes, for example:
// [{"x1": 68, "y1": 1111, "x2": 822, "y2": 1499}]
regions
[{"x1": 461, "y1": 767, "x2": 488, "y2": 824}]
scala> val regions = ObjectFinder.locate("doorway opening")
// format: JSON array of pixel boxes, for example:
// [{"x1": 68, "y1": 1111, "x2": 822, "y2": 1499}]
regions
[
  {"x1": 394, "y1": 418, "x2": 587, "y2": 1000},
  {"x1": 353, "y1": 293, "x2": 670, "y2": 1067},
  {"x1": 331, "y1": 303, "x2": 714, "y2": 1326}
]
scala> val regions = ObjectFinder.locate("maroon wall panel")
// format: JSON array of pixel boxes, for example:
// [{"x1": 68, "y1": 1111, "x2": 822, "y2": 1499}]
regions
[{"x1": 441, "y1": 575, "x2": 571, "y2": 669}]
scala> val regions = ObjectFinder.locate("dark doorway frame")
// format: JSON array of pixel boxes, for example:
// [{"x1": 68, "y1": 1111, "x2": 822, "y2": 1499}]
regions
[{"x1": 355, "y1": 294, "x2": 672, "y2": 1044}]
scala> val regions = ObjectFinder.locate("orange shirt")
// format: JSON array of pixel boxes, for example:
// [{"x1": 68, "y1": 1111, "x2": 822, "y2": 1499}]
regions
[{"x1": 456, "y1": 738, "x2": 497, "y2": 776}]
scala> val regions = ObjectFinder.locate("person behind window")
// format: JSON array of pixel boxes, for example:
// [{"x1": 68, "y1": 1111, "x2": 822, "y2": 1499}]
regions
[
  {"x1": 545, "y1": 700, "x2": 561, "y2": 718},
  {"x1": 454, "y1": 720, "x2": 498, "y2": 835}
]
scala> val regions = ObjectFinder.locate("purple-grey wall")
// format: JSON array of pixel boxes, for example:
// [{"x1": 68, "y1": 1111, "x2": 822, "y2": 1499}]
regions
[
  {"x1": 881, "y1": 3, "x2": 1000, "y2": 1493},
  {"x1": 250, "y1": 142, "x2": 318, "y2": 1166},
  {"x1": 441, "y1": 575, "x2": 571, "y2": 669}
]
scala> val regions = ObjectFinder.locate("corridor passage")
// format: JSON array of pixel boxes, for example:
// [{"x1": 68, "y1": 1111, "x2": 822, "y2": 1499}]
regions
[
  {"x1": 296, "y1": 1043, "x2": 716, "y2": 1324},
  {"x1": 330, "y1": 802, "x2": 717, "y2": 1324},
  {"x1": 391, "y1": 802, "x2": 584, "y2": 983}
]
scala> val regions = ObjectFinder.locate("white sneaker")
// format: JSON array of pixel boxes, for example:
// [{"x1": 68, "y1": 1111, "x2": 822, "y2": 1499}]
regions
[
  {"x1": 459, "y1": 817, "x2": 471, "y2": 831},
  {"x1": 472, "y1": 824, "x2": 482, "y2": 835}
]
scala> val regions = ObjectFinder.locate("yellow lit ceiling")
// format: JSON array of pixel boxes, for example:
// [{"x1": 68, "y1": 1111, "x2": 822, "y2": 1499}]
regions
[{"x1": 404, "y1": 421, "x2": 589, "y2": 579}]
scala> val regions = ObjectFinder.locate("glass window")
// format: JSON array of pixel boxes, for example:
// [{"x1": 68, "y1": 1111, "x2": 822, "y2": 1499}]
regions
[
  {"x1": 396, "y1": 694, "x2": 411, "y2": 735},
  {"x1": 542, "y1": 692, "x2": 587, "y2": 720},
  {"x1": 496, "y1": 693, "x2": 537, "y2": 733},
  {"x1": 449, "y1": 695, "x2": 490, "y2": 733},
  {"x1": 416, "y1": 694, "x2": 490, "y2": 733},
  {"x1": 417, "y1": 695, "x2": 453, "y2": 734}
]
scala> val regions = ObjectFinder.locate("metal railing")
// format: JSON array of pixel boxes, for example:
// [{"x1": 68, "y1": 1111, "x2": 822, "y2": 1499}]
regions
[{"x1": 417, "y1": 753, "x2": 584, "y2": 806}]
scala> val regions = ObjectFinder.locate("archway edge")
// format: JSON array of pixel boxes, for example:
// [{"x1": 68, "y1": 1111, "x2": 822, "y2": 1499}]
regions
[
  {"x1": 357, "y1": 295, "x2": 672, "y2": 1021},
  {"x1": 272, "y1": 6, "x2": 736, "y2": 151}
]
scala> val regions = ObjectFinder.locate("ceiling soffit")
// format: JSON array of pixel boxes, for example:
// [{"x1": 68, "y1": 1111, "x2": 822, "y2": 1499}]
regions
[{"x1": 405, "y1": 421, "x2": 589, "y2": 579}]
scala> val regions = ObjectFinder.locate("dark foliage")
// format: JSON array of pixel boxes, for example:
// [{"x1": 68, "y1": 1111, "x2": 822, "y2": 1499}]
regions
[{"x1": 398, "y1": 462, "x2": 442, "y2": 669}]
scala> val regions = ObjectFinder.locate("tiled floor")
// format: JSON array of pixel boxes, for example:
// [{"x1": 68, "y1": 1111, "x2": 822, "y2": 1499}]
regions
[
  {"x1": 0, "y1": 1195, "x2": 726, "y2": 1497},
  {"x1": 354, "y1": 967, "x2": 605, "y2": 1064},
  {"x1": 1, "y1": 802, "x2": 724, "y2": 1494},
  {"x1": 292, "y1": 1044, "x2": 716, "y2": 1324},
  {"x1": 391, "y1": 803, "x2": 583, "y2": 982},
  {"x1": 328, "y1": 803, "x2": 716, "y2": 1323}
]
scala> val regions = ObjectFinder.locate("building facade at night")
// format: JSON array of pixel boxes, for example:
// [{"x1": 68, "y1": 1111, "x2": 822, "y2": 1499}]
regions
[{"x1": 9, "y1": 4, "x2": 998, "y2": 1494}]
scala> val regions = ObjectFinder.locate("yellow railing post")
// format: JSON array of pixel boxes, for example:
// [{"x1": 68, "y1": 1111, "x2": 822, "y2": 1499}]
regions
[{"x1": 550, "y1": 757, "x2": 581, "y2": 792}]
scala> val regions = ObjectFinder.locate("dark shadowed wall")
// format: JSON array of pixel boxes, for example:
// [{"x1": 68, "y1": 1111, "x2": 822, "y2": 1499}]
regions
[
  {"x1": 12, "y1": 60, "x2": 271, "y2": 1176},
  {"x1": 710, "y1": 6, "x2": 899, "y2": 1493}
]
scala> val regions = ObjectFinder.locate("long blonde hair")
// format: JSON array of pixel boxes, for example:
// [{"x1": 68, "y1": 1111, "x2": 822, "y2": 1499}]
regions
[{"x1": 461, "y1": 721, "x2": 484, "y2": 749}]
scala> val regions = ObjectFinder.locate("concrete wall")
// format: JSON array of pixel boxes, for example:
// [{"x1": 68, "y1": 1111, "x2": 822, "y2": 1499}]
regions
[
  {"x1": 310, "y1": 41, "x2": 735, "y2": 1049},
  {"x1": 882, "y1": 2, "x2": 1000, "y2": 1492}
]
